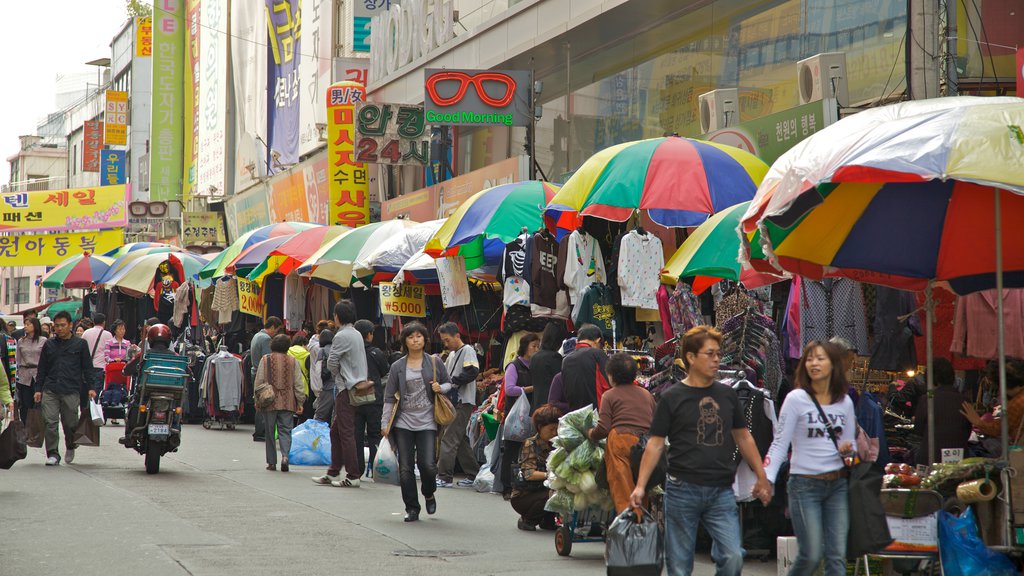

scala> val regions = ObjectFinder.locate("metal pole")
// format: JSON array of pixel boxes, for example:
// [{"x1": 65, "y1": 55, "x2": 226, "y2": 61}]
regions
[
  {"x1": 565, "y1": 41, "x2": 571, "y2": 173},
  {"x1": 997, "y1": 187, "x2": 1009, "y2": 458},
  {"x1": 529, "y1": 75, "x2": 537, "y2": 181},
  {"x1": 926, "y1": 280, "x2": 936, "y2": 464}
]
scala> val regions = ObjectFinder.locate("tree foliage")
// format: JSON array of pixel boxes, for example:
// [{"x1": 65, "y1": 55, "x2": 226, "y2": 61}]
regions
[{"x1": 126, "y1": 0, "x2": 152, "y2": 18}]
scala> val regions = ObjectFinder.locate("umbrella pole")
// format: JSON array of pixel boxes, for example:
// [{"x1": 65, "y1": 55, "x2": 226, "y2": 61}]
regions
[
  {"x1": 996, "y1": 187, "x2": 1009, "y2": 458},
  {"x1": 926, "y1": 280, "x2": 935, "y2": 464}
]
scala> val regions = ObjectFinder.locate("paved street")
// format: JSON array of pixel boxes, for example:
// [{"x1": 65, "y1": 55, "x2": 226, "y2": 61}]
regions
[{"x1": 7, "y1": 423, "x2": 781, "y2": 576}]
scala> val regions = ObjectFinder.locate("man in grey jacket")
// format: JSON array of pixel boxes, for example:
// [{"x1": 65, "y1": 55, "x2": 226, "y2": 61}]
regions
[{"x1": 312, "y1": 301, "x2": 368, "y2": 488}]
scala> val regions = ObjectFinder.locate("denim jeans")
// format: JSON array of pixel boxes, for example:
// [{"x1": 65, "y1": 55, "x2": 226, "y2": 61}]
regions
[
  {"x1": 664, "y1": 475, "x2": 743, "y2": 576},
  {"x1": 392, "y1": 427, "x2": 437, "y2": 513},
  {"x1": 786, "y1": 474, "x2": 849, "y2": 576}
]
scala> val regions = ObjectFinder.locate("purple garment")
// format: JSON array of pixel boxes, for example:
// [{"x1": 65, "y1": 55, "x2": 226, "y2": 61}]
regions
[
  {"x1": 546, "y1": 372, "x2": 569, "y2": 414},
  {"x1": 504, "y1": 356, "x2": 530, "y2": 396}
]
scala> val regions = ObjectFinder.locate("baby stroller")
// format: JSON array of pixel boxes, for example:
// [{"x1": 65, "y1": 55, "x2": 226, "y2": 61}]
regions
[{"x1": 100, "y1": 361, "x2": 130, "y2": 424}]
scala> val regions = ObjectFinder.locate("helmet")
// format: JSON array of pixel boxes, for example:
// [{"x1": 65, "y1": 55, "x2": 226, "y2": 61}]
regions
[{"x1": 147, "y1": 324, "x2": 172, "y2": 347}]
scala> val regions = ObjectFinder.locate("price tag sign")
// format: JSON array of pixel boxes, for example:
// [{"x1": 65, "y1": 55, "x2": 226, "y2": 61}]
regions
[
  {"x1": 941, "y1": 448, "x2": 963, "y2": 464},
  {"x1": 237, "y1": 278, "x2": 264, "y2": 317},
  {"x1": 378, "y1": 282, "x2": 426, "y2": 318}
]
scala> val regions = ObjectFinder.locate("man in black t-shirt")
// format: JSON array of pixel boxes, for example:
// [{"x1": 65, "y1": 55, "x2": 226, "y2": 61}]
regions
[{"x1": 632, "y1": 326, "x2": 771, "y2": 576}]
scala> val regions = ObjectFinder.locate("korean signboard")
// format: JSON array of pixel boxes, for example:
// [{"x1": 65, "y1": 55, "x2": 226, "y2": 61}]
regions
[
  {"x1": 370, "y1": 0, "x2": 454, "y2": 80},
  {"x1": 266, "y1": 0, "x2": 302, "y2": 168},
  {"x1": 355, "y1": 103, "x2": 428, "y2": 165},
  {"x1": 224, "y1": 183, "x2": 270, "y2": 240},
  {"x1": 197, "y1": 0, "x2": 227, "y2": 196},
  {"x1": 237, "y1": 277, "x2": 264, "y2": 317},
  {"x1": 701, "y1": 99, "x2": 837, "y2": 166},
  {"x1": 378, "y1": 282, "x2": 425, "y2": 318},
  {"x1": 101, "y1": 149, "x2": 126, "y2": 185},
  {"x1": 380, "y1": 155, "x2": 523, "y2": 221},
  {"x1": 183, "y1": 0, "x2": 200, "y2": 202},
  {"x1": 326, "y1": 81, "x2": 370, "y2": 227},
  {"x1": 424, "y1": 69, "x2": 532, "y2": 127},
  {"x1": 104, "y1": 91, "x2": 128, "y2": 146},
  {"x1": 353, "y1": 0, "x2": 394, "y2": 53},
  {"x1": 182, "y1": 211, "x2": 225, "y2": 243},
  {"x1": 136, "y1": 16, "x2": 153, "y2": 56},
  {"x1": 269, "y1": 170, "x2": 309, "y2": 222},
  {"x1": 0, "y1": 229, "x2": 124, "y2": 267},
  {"x1": 150, "y1": 0, "x2": 185, "y2": 202},
  {"x1": 0, "y1": 185, "x2": 128, "y2": 233},
  {"x1": 83, "y1": 120, "x2": 104, "y2": 172},
  {"x1": 297, "y1": 0, "x2": 334, "y2": 157}
]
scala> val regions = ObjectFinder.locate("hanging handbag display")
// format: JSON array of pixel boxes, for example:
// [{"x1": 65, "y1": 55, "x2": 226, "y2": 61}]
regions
[
  {"x1": 810, "y1": 395, "x2": 893, "y2": 559},
  {"x1": 431, "y1": 356, "x2": 456, "y2": 427}
]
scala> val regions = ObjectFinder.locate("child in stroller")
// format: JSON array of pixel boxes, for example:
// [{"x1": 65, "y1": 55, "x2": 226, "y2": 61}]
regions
[{"x1": 100, "y1": 362, "x2": 129, "y2": 424}]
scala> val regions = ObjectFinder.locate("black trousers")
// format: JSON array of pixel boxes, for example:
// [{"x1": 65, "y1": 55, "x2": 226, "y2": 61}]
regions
[
  {"x1": 354, "y1": 404, "x2": 383, "y2": 476},
  {"x1": 392, "y1": 427, "x2": 437, "y2": 514},
  {"x1": 17, "y1": 385, "x2": 35, "y2": 423},
  {"x1": 511, "y1": 489, "x2": 556, "y2": 527},
  {"x1": 500, "y1": 440, "x2": 524, "y2": 495}
]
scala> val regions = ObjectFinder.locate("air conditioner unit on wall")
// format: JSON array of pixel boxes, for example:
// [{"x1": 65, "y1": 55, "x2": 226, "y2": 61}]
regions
[
  {"x1": 699, "y1": 89, "x2": 738, "y2": 133},
  {"x1": 798, "y1": 52, "x2": 848, "y2": 105}
]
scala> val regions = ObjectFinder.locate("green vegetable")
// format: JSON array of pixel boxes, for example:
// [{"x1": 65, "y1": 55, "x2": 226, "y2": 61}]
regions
[
  {"x1": 545, "y1": 490, "x2": 573, "y2": 514},
  {"x1": 578, "y1": 470, "x2": 597, "y2": 494},
  {"x1": 573, "y1": 492, "x2": 589, "y2": 510},
  {"x1": 569, "y1": 441, "x2": 600, "y2": 471},
  {"x1": 547, "y1": 447, "x2": 568, "y2": 470}
]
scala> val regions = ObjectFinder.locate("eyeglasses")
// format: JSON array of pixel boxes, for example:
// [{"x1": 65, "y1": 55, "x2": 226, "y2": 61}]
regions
[
  {"x1": 697, "y1": 350, "x2": 723, "y2": 359},
  {"x1": 426, "y1": 71, "x2": 517, "y2": 108}
]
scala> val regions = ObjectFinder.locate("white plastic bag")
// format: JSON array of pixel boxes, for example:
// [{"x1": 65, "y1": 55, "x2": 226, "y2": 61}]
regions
[
  {"x1": 502, "y1": 394, "x2": 534, "y2": 442},
  {"x1": 89, "y1": 399, "x2": 105, "y2": 426},
  {"x1": 373, "y1": 439, "x2": 400, "y2": 486},
  {"x1": 473, "y1": 438, "x2": 500, "y2": 493}
]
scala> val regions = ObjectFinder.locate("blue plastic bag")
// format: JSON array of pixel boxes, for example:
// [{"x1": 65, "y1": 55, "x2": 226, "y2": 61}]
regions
[
  {"x1": 938, "y1": 507, "x2": 1018, "y2": 576},
  {"x1": 287, "y1": 419, "x2": 332, "y2": 466}
]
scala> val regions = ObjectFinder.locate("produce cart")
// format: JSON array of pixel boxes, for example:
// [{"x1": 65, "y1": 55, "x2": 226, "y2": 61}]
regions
[{"x1": 554, "y1": 506, "x2": 617, "y2": 557}]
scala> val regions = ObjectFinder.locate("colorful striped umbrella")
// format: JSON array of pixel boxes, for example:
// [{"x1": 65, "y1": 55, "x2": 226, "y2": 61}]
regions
[
  {"x1": 661, "y1": 202, "x2": 783, "y2": 294},
  {"x1": 198, "y1": 222, "x2": 319, "y2": 280},
  {"x1": 103, "y1": 242, "x2": 180, "y2": 258},
  {"x1": 225, "y1": 235, "x2": 297, "y2": 277},
  {"x1": 545, "y1": 137, "x2": 768, "y2": 229},
  {"x1": 741, "y1": 96, "x2": 1024, "y2": 295},
  {"x1": 102, "y1": 252, "x2": 210, "y2": 295},
  {"x1": 297, "y1": 221, "x2": 419, "y2": 289},
  {"x1": 98, "y1": 246, "x2": 189, "y2": 285},
  {"x1": 426, "y1": 181, "x2": 561, "y2": 270},
  {"x1": 247, "y1": 226, "x2": 351, "y2": 284},
  {"x1": 41, "y1": 253, "x2": 115, "y2": 289}
]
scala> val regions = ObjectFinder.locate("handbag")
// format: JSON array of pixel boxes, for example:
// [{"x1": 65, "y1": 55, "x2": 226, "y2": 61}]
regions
[
  {"x1": 253, "y1": 357, "x2": 275, "y2": 409},
  {"x1": 0, "y1": 419, "x2": 28, "y2": 469},
  {"x1": 810, "y1": 394, "x2": 892, "y2": 559},
  {"x1": 74, "y1": 412, "x2": 100, "y2": 447},
  {"x1": 26, "y1": 407, "x2": 44, "y2": 448},
  {"x1": 431, "y1": 356, "x2": 456, "y2": 427},
  {"x1": 348, "y1": 381, "x2": 377, "y2": 406}
]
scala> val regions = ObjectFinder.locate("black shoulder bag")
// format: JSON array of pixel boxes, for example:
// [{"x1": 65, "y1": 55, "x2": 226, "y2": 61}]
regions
[{"x1": 809, "y1": 394, "x2": 892, "y2": 559}]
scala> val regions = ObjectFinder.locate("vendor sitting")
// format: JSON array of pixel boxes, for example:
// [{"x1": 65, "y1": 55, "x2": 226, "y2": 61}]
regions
[
  {"x1": 511, "y1": 404, "x2": 562, "y2": 532},
  {"x1": 961, "y1": 358, "x2": 1024, "y2": 449}
]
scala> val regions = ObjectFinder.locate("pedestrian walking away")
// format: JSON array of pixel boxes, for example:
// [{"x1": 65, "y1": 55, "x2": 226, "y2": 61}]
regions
[
  {"x1": 436, "y1": 322, "x2": 481, "y2": 487},
  {"x1": 250, "y1": 317, "x2": 283, "y2": 442},
  {"x1": 631, "y1": 326, "x2": 771, "y2": 576},
  {"x1": 354, "y1": 319, "x2": 389, "y2": 478},
  {"x1": 80, "y1": 313, "x2": 113, "y2": 407},
  {"x1": 381, "y1": 322, "x2": 453, "y2": 522},
  {"x1": 311, "y1": 330, "x2": 336, "y2": 423},
  {"x1": 254, "y1": 334, "x2": 306, "y2": 471},
  {"x1": 33, "y1": 311, "x2": 95, "y2": 466}
]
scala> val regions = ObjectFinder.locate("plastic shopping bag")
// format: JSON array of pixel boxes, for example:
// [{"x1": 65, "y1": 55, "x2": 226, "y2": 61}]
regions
[
  {"x1": 938, "y1": 507, "x2": 1017, "y2": 576},
  {"x1": 89, "y1": 399, "x2": 105, "y2": 426},
  {"x1": 502, "y1": 394, "x2": 534, "y2": 442},
  {"x1": 605, "y1": 508, "x2": 664, "y2": 576},
  {"x1": 287, "y1": 419, "x2": 332, "y2": 466},
  {"x1": 473, "y1": 438, "x2": 500, "y2": 493},
  {"x1": 373, "y1": 439, "x2": 400, "y2": 486}
]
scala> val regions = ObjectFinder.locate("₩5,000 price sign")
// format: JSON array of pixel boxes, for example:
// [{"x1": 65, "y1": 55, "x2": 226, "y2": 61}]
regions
[{"x1": 378, "y1": 282, "x2": 425, "y2": 318}]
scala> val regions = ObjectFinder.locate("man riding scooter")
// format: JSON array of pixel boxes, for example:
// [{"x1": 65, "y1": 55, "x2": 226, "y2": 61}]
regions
[{"x1": 121, "y1": 324, "x2": 183, "y2": 474}]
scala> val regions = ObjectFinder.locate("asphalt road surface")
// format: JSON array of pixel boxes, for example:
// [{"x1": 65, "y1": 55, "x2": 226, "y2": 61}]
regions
[{"x1": 6, "y1": 423, "x2": 779, "y2": 576}]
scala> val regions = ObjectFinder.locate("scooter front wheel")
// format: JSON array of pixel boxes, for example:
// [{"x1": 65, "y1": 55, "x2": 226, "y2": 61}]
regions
[{"x1": 145, "y1": 449, "x2": 161, "y2": 474}]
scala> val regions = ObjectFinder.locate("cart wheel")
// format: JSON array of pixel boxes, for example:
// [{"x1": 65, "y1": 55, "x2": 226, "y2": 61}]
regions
[
  {"x1": 226, "y1": 423, "x2": 235, "y2": 430},
  {"x1": 555, "y1": 526, "x2": 573, "y2": 557},
  {"x1": 202, "y1": 420, "x2": 212, "y2": 429}
]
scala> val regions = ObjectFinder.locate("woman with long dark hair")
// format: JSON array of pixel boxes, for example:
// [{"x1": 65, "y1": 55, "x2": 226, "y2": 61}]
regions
[
  {"x1": 15, "y1": 317, "x2": 45, "y2": 422},
  {"x1": 500, "y1": 332, "x2": 541, "y2": 499},
  {"x1": 381, "y1": 322, "x2": 453, "y2": 522},
  {"x1": 764, "y1": 341, "x2": 857, "y2": 576}
]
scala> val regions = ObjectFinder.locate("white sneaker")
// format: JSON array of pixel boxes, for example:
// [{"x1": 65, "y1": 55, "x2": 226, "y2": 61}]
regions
[
  {"x1": 312, "y1": 474, "x2": 339, "y2": 485},
  {"x1": 331, "y1": 477, "x2": 361, "y2": 488},
  {"x1": 45, "y1": 456, "x2": 59, "y2": 466},
  {"x1": 65, "y1": 448, "x2": 75, "y2": 464}
]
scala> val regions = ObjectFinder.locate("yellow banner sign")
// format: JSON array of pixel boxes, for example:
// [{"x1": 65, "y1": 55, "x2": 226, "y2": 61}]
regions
[
  {"x1": 237, "y1": 278, "x2": 263, "y2": 317},
  {"x1": 105, "y1": 90, "x2": 128, "y2": 146},
  {"x1": 0, "y1": 184, "x2": 127, "y2": 233},
  {"x1": 327, "y1": 81, "x2": 370, "y2": 227},
  {"x1": 378, "y1": 282, "x2": 426, "y2": 318},
  {"x1": 136, "y1": 16, "x2": 152, "y2": 57},
  {"x1": 182, "y1": 211, "x2": 225, "y2": 243},
  {"x1": 0, "y1": 229, "x2": 124, "y2": 267}
]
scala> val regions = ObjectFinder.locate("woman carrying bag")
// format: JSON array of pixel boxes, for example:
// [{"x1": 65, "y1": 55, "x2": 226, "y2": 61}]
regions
[
  {"x1": 15, "y1": 318, "x2": 45, "y2": 423},
  {"x1": 764, "y1": 341, "x2": 857, "y2": 576},
  {"x1": 254, "y1": 334, "x2": 306, "y2": 472},
  {"x1": 381, "y1": 322, "x2": 453, "y2": 522},
  {"x1": 500, "y1": 333, "x2": 540, "y2": 499}
]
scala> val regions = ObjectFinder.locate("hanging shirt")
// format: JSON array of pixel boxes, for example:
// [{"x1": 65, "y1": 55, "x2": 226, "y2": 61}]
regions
[
  {"x1": 799, "y1": 279, "x2": 869, "y2": 354},
  {"x1": 501, "y1": 234, "x2": 531, "y2": 308},
  {"x1": 284, "y1": 273, "x2": 305, "y2": 330},
  {"x1": 951, "y1": 288, "x2": 1024, "y2": 360},
  {"x1": 669, "y1": 282, "x2": 703, "y2": 337},
  {"x1": 617, "y1": 230, "x2": 663, "y2": 309},
  {"x1": 573, "y1": 283, "x2": 615, "y2": 339},
  {"x1": 563, "y1": 230, "x2": 606, "y2": 305},
  {"x1": 528, "y1": 231, "x2": 560, "y2": 310}
]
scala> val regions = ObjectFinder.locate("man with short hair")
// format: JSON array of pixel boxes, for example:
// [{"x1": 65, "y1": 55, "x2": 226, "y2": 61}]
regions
[
  {"x1": 81, "y1": 313, "x2": 114, "y2": 405},
  {"x1": 631, "y1": 326, "x2": 771, "y2": 576},
  {"x1": 33, "y1": 311, "x2": 94, "y2": 466},
  {"x1": 313, "y1": 301, "x2": 368, "y2": 488},
  {"x1": 560, "y1": 324, "x2": 610, "y2": 411},
  {"x1": 251, "y1": 317, "x2": 283, "y2": 442},
  {"x1": 436, "y1": 322, "x2": 481, "y2": 487},
  {"x1": 353, "y1": 319, "x2": 390, "y2": 477}
]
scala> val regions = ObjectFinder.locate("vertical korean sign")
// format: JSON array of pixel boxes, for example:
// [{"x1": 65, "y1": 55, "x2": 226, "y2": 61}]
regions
[
  {"x1": 183, "y1": 0, "x2": 200, "y2": 202},
  {"x1": 150, "y1": 0, "x2": 185, "y2": 202},
  {"x1": 136, "y1": 16, "x2": 153, "y2": 56},
  {"x1": 104, "y1": 91, "x2": 128, "y2": 145},
  {"x1": 101, "y1": 150, "x2": 127, "y2": 185},
  {"x1": 327, "y1": 81, "x2": 369, "y2": 227},
  {"x1": 266, "y1": 0, "x2": 301, "y2": 169},
  {"x1": 83, "y1": 121, "x2": 104, "y2": 172},
  {"x1": 198, "y1": 0, "x2": 227, "y2": 197}
]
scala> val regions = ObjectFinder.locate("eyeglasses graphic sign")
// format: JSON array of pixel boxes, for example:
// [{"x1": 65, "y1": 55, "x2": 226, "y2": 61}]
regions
[{"x1": 424, "y1": 69, "x2": 532, "y2": 127}]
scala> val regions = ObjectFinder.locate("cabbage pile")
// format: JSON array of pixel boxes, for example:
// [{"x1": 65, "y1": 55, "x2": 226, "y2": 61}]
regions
[{"x1": 544, "y1": 406, "x2": 615, "y2": 514}]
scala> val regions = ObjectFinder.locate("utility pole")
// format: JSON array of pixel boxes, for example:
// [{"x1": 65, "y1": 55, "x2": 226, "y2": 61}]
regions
[{"x1": 909, "y1": 0, "x2": 941, "y2": 99}]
